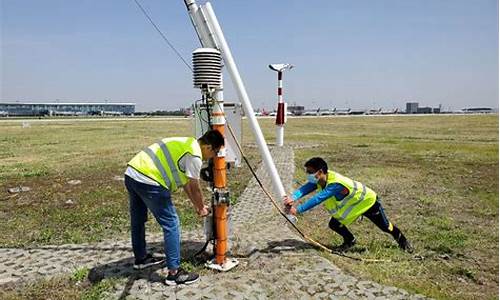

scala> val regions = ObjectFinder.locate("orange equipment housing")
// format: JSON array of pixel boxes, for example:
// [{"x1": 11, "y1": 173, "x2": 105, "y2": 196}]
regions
[{"x1": 212, "y1": 115, "x2": 228, "y2": 265}]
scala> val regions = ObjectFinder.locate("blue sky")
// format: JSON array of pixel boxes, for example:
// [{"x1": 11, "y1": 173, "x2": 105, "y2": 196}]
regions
[{"x1": 1, "y1": 0, "x2": 498, "y2": 111}]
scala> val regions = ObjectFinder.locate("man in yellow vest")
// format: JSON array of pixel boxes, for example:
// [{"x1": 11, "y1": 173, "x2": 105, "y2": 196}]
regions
[
  {"x1": 284, "y1": 157, "x2": 412, "y2": 252},
  {"x1": 124, "y1": 130, "x2": 224, "y2": 285}
]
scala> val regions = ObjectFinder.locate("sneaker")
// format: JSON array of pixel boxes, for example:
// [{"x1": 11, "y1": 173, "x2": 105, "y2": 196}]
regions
[
  {"x1": 165, "y1": 268, "x2": 200, "y2": 286},
  {"x1": 133, "y1": 254, "x2": 165, "y2": 270},
  {"x1": 397, "y1": 235, "x2": 414, "y2": 253},
  {"x1": 335, "y1": 238, "x2": 357, "y2": 252}
]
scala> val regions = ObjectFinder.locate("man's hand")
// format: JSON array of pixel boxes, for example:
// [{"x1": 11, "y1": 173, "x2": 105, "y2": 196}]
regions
[
  {"x1": 283, "y1": 195, "x2": 297, "y2": 216},
  {"x1": 283, "y1": 195, "x2": 294, "y2": 206},
  {"x1": 197, "y1": 205, "x2": 210, "y2": 217},
  {"x1": 184, "y1": 178, "x2": 209, "y2": 218}
]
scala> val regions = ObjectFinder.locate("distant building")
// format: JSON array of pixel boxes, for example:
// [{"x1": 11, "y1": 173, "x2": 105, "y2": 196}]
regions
[
  {"x1": 406, "y1": 102, "x2": 419, "y2": 114},
  {"x1": 0, "y1": 102, "x2": 135, "y2": 116},
  {"x1": 417, "y1": 107, "x2": 432, "y2": 114},
  {"x1": 406, "y1": 102, "x2": 442, "y2": 114}
]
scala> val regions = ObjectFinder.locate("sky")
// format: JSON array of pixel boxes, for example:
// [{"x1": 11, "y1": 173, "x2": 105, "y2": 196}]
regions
[{"x1": 1, "y1": 0, "x2": 498, "y2": 112}]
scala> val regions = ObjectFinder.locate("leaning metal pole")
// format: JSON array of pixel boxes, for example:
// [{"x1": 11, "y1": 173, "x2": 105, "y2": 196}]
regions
[
  {"x1": 184, "y1": 0, "x2": 289, "y2": 270},
  {"x1": 199, "y1": 1, "x2": 287, "y2": 198}
]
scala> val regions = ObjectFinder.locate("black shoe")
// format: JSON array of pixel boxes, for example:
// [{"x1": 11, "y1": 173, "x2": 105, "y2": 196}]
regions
[
  {"x1": 133, "y1": 254, "x2": 165, "y2": 270},
  {"x1": 397, "y1": 235, "x2": 414, "y2": 253},
  {"x1": 165, "y1": 268, "x2": 200, "y2": 286},
  {"x1": 335, "y1": 238, "x2": 357, "y2": 252}
]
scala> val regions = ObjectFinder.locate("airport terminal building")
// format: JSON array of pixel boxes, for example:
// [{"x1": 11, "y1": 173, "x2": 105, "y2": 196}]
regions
[{"x1": 0, "y1": 102, "x2": 135, "y2": 116}]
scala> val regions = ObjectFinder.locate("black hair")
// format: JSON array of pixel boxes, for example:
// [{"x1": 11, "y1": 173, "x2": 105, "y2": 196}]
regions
[
  {"x1": 304, "y1": 157, "x2": 328, "y2": 174},
  {"x1": 198, "y1": 130, "x2": 225, "y2": 150}
]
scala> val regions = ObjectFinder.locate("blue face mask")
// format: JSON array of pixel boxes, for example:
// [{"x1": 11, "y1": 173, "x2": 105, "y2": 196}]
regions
[{"x1": 307, "y1": 173, "x2": 319, "y2": 184}]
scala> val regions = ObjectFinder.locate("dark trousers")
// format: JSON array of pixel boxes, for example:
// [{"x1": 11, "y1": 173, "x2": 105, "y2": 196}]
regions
[{"x1": 328, "y1": 199, "x2": 403, "y2": 243}]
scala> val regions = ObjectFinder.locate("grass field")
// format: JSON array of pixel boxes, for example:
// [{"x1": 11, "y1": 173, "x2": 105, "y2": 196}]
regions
[
  {"x1": 0, "y1": 114, "x2": 498, "y2": 299},
  {"x1": 0, "y1": 117, "x2": 257, "y2": 248}
]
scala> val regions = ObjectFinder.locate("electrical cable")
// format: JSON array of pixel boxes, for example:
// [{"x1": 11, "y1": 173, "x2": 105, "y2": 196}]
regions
[
  {"x1": 191, "y1": 95, "x2": 215, "y2": 260},
  {"x1": 132, "y1": 0, "x2": 193, "y2": 72},
  {"x1": 130, "y1": 0, "x2": 382, "y2": 262},
  {"x1": 215, "y1": 102, "x2": 390, "y2": 263},
  {"x1": 224, "y1": 124, "x2": 383, "y2": 262},
  {"x1": 192, "y1": 104, "x2": 419, "y2": 264},
  {"x1": 131, "y1": 0, "x2": 407, "y2": 265}
]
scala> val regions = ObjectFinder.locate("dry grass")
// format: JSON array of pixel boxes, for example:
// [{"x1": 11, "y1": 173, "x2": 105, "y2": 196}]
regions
[
  {"x1": 0, "y1": 117, "x2": 257, "y2": 247},
  {"x1": 0, "y1": 114, "x2": 497, "y2": 299},
  {"x1": 267, "y1": 114, "x2": 498, "y2": 300}
]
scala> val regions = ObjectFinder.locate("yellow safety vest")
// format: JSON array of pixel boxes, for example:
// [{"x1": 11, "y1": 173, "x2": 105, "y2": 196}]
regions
[
  {"x1": 322, "y1": 170, "x2": 377, "y2": 226},
  {"x1": 127, "y1": 137, "x2": 202, "y2": 192}
]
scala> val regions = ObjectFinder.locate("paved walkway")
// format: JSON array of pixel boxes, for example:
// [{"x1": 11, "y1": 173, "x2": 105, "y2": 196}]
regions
[{"x1": 0, "y1": 146, "x2": 428, "y2": 299}]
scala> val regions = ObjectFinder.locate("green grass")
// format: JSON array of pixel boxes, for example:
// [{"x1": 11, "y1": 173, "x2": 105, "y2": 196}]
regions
[
  {"x1": 266, "y1": 114, "x2": 498, "y2": 300},
  {"x1": 0, "y1": 270, "x2": 118, "y2": 300},
  {"x1": 70, "y1": 267, "x2": 90, "y2": 282},
  {"x1": 0, "y1": 115, "x2": 497, "y2": 299},
  {"x1": 0, "y1": 118, "x2": 257, "y2": 247}
]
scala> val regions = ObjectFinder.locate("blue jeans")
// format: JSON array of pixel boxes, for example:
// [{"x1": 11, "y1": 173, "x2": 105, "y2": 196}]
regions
[{"x1": 125, "y1": 175, "x2": 180, "y2": 270}]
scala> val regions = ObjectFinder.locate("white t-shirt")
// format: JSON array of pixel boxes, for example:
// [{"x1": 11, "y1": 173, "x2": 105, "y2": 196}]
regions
[
  {"x1": 179, "y1": 154, "x2": 202, "y2": 180},
  {"x1": 125, "y1": 154, "x2": 202, "y2": 187}
]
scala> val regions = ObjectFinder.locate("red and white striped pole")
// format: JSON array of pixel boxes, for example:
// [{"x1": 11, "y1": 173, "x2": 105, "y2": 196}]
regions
[
  {"x1": 269, "y1": 64, "x2": 293, "y2": 147},
  {"x1": 276, "y1": 71, "x2": 285, "y2": 146}
]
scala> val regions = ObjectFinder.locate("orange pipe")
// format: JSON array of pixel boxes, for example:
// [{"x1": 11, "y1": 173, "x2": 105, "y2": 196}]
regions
[
  {"x1": 213, "y1": 124, "x2": 226, "y2": 189},
  {"x1": 212, "y1": 123, "x2": 227, "y2": 265},
  {"x1": 214, "y1": 204, "x2": 227, "y2": 264}
]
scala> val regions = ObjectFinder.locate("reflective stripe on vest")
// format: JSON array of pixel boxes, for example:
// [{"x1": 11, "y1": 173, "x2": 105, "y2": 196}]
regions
[
  {"x1": 327, "y1": 179, "x2": 359, "y2": 215},
  {"x1": 157, "y1": 140, "x2": 182, "y2": 188},
  {"x1": 127, "y1": 137, "x2": 201, "y2": 191},
  {"x1": 143, "y1": 147, "x2": 172, "y2": 188},
  {"x1": 323, "y1": 170, "x2": 377, "y2": 226},
  {"x1": 338, "y1": 182, "x2": 367, "y2": 221}
]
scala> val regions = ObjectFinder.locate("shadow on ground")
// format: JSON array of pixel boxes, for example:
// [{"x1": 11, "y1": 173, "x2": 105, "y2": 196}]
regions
[
  {"x1": 85, "y1": 238, "x2": 317, "y2": 298},
  {"x1": 87, "y1": 240, "x2": 206, "y2": 299},
  {"x1": 231, "y1": 238, "x2": 316, "y2": 258}
]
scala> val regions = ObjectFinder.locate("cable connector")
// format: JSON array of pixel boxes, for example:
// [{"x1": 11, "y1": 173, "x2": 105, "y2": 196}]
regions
[{"x1": 213, "y1": 189, "x2": 230, "y2": 205}]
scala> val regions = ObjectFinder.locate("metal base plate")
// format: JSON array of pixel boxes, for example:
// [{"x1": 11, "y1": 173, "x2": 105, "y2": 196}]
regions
[{"x1": 205, "y1": 257, "x2": 239, "y2": 272}]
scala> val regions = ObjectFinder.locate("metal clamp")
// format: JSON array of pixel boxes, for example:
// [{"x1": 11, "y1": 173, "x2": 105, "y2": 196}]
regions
[{"x1": 213, "y1": 189, "x2": 230, "y2": 205}]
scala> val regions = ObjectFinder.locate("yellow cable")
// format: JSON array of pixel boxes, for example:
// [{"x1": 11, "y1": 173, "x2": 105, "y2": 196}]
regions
[{"x1": 224, "y1": 119, "x2": 390, "y2": 263}]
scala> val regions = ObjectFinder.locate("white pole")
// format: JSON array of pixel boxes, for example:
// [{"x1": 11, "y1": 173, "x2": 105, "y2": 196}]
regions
[
  {"x1": 201, "y1": 3, "x2": 286, "y2": 198},
  {"x1": 184, "y1": 0, "x2": 216, "y2": 48},
  {"x1": 276, "y1": 126, "x2": 284, "y2": 147}
]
